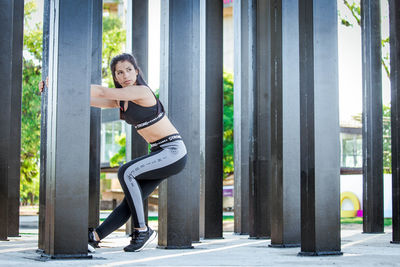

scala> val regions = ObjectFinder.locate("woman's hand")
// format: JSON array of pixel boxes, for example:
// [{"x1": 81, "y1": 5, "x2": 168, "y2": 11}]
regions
[
  {"x1": 38, "y1": 76, "x2": 49, "y2": 93},
  {"x1": 38, "y1": 80, "x2": 44, "y2": 93}
]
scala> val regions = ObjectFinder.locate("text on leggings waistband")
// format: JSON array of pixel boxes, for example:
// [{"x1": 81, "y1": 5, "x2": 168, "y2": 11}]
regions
[{"x1": 150, "y1": 134, "x2": 182, "y2": 148}]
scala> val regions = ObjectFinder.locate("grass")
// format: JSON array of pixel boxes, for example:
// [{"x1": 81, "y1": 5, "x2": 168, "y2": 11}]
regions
[{"x1": 341, "y1": 217, "x2": 392, "y2": 226}]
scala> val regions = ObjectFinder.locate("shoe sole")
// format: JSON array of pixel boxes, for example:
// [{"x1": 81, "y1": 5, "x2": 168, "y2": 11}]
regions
[
  {"x1": 125, "y1": 231, "x2": 157, "y2": 252},
  {"x1": 88, "y1": 244, "x2": 96, "y2": 253}
]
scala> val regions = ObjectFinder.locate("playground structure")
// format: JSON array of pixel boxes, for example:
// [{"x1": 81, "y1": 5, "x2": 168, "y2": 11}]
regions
[{"x1": 0, "y1": 0, "x2": 399, "y2": 260}]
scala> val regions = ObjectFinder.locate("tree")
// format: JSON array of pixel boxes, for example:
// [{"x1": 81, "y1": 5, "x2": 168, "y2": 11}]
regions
[
  {"x1": 223, "y1": 72, "x2": 234, "y2": 178},
  {"x1": 20, "y1": 0, "x2": 43, "y2": 205}
]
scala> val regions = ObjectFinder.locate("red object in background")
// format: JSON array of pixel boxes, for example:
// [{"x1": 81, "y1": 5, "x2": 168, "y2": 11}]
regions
[{"x1": 356, "y1": 209, "x2": 363, "y2": 217}]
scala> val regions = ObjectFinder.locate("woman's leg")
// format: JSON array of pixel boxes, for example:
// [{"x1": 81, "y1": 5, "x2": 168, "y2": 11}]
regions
[
  {"x1": 95, "y1": 179, "x2": 163, "y2": 240},
  {"x1": 118, "y1": 140, "x2": 187, "y2": 229}
]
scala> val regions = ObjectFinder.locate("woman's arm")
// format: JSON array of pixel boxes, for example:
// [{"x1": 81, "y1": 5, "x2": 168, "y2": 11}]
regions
[
  {"x1": 91, "y1": 84, "x2": 152, "y2": 101},
  {"x1": 90, "y1": 97, "x2": 119, "y2": 108}
]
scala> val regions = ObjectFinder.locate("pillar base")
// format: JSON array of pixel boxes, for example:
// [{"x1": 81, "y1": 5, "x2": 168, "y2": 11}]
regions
[
  {"x1": 157, "y1": 245, "x2": 194, "y2": 249},
  {"x1": 40, "y1": 253, "x2": 92, "y2": 260},
  {"x1": 390, "y1": 241, "x2": 400, "y2": 244},
  {"x1": 249, "y1": 236, "x2": 269, "y2": 240},
  {"x1": 202, "y1": 237, "x2": 224, "y2": 240},
  {"x1": 298, "y1": 251, "x2": 343, "y2": 257},
  {"x1": 269, "y1": 243, "x2": 300, "y2": 248},
  {"x1": 362, "y1": 231, "x2": 385, "y2": 234}
]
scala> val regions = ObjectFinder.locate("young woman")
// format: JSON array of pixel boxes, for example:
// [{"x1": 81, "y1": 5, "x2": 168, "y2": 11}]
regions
[{"x1": 40, "y1": 53, "x2": 187, "y2": 252}]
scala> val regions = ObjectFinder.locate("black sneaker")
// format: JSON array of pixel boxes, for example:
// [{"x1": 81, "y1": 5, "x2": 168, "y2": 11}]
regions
[
  {"x1": 124, "y1": 227, "x2": 157, "y2": 252},
  {"x1": 88, "y1": 228, "x2": 100, "y2": 248}
]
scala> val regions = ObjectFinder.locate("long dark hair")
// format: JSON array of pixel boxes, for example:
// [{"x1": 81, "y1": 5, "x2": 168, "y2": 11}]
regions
[{"x1": 110, "y1": 53, "x2": 149, "y2": 88}]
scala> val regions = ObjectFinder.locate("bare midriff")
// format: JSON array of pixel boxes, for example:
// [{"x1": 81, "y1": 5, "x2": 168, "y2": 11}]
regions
[{"x1": 137, "y1": 116, "x2": 179, "y2": 144}]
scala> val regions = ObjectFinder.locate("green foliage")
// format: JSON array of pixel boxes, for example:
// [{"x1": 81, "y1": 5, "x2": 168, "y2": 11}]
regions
[
  {"x1": 102, "y1": 15, "x2": 126, "y2": 87},
  {"x1": 383, "y1": 105, "x2": 391, "y2": 174},
  {"x1": 20, "y1": 0, "x2": 42, "y2": 205},
  {"x1": 223, "y1": 72, "x2": 234, "y2": 178},
  {"x1": 109, "y1": 133, "x2": 126, "y2": 167},
  {"x1": 352, "y1": 104, "x2": 392, "y2": 173}
]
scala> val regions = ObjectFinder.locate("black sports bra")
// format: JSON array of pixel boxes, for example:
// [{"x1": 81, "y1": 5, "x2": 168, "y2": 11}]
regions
[{"x1": 119, "y1": 89, "x2": 165, "y2": 130}]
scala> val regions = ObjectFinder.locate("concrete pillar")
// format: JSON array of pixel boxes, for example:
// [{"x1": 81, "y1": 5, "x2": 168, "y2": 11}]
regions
[
  {"x1": 199, "y1": 0, "x2": 223, "y2": 239},
  {"x1": 361, "y1": 0, "x2": 384, "y2": 234},
  {"x1": 298, "y1": 0, "x2": 341, "y2": 256},
  {"x1": 233, "y1": 0, "x2": 253, "y2": 235},
  {"x1": 7, "y1": 0, "x2": 24, "y2": 238},
  {"x1": 389, "y1": 0, "x2": 400, "y2": 244},
  {"x1": 125, "y1": 0, "x2": 150, "y2": 235},
  {"x1": 39, "y1": 0, "x2": 50, "y2": 250},
  {"x1": 88, "y1": 0, "x2": 102, "y2": 231},
  {"x1": 42, "y1": 0, "x2": 95, "y2": 258},
  {"x1": 269, "y1": 0, "x2": 300, "y2": 247},
  {"x1": 0, "y1": 0, "x2": 24, "y2": 241},
  {"x1": 158, "y1": 0, "x2": 200, "y2": 248},
  {"x1": 248, "y1": 0, "x2": 271, "y2": 239}
]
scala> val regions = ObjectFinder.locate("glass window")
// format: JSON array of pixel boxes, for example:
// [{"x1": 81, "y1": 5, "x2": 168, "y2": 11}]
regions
[
  {"x1": 340, "y1": 132, "x2": 362, "y2": 168},
  {"x1": 101, "y1": 120, "x2": 126, "y2": 164}
]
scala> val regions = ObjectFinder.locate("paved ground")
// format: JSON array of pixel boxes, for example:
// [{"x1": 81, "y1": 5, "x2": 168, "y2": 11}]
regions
[{"x1": 1, "y1": 215, "x2": 399, "y2": 266}]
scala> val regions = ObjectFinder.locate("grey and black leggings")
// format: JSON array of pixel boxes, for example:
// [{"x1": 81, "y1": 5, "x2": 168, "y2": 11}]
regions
[{"x1": 95, "y1": 134, "x2": 187, "y2": 239}]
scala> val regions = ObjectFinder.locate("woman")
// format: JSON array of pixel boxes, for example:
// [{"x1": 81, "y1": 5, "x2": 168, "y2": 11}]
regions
[{"x1": 40, "y1": 53, "x2": 187, "y2": 252}]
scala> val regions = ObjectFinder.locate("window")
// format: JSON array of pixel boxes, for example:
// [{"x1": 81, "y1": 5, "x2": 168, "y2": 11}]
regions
[
  {"x1": 340, "y1": 129, "x2": 362, "y2": 169},
  {"x1": 101, "y1": 120, "x2": 126, "y2": 164}
]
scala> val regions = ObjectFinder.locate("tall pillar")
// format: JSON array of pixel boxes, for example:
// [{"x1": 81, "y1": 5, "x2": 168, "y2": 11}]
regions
[
  {"x1": 8, "y1": 0, "x2": 24, "y2": 238},
  {"x1": 248, "y1": 0, "x2": 271, "y2": 239},
  {"x1": 39, "y1": 0, "x2": 50, "y2": 250},
  {"x1": 298, "y1": 0, "x2": 341, "y2": 256},
  {"x1": 158, "y1": 0, "x2": 200, "y2": 248},
  {"x1": 125, "y1": 0, "x2": 149, "y2": 235},
  {"x1": 233, "y1": 0, "x2": 253, "y2": 235},
  {"x1": 269, "y1": 0, "x2": 300, "y2": 247},
  {"x1": 88, "y1": 0, "x2": 102, "y2": 230},
  {"x1": 43, "y1": 0, "x2": 95, "y2": 258},
  {"x1": 389, "y1": 0, "x2": 400, "y2": 244},
  {"x1": 199, "y1": 0, "x2": 223, "y2": 239},
  {"x1": 0, "y1": 0, "x2": 24, "y2": 241},
  {"x1": 361, "y1": 0, "x2": 384, "y2": 234}
]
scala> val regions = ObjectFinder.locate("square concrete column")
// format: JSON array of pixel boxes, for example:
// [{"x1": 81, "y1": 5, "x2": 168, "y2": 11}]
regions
[
  {"x1": 269, "y1": 0, "x2": 300, "y2": 247},
  {"x1": 199, "y1": 0, "x2": 223, "y2": 239},
  {"x1": 38, "y1": 0, "x2": 50, "y2": 250},
  {"x1": 7, "y1": 0, "x2": 24, "y2": 238},
  {"x1": 125, "y1": 0, "x2": 150, "y2": 235},
  {"x1": 298, "y1": 0, "x2": 341, "y2": 256},
  {"x1": 233, "y1": 0, "x2": 253, "y2": 235},
  {"x1": 158, "y1": 0, "x2": 201, "y2": 248},
  {"x1": 42, "y1": 0, "x2": 95, "y2": 258},
  {"x1": 88, "y1": 0, "x2": 103, "y2": 231},
  {"x1": 0, "y1": 0, "x2": 24, "y2": 241},
  {"x1": 234, "y1": 0, "x2": 270, "y2": 238},
  {"x1": 361, "y1": 0, "x2": 384, "y2": 234},
  {"x1": 389, "y1": 0, "x2": 400, "y2": 244},
  {"x1": 247, "y1": 0, "x2": 271, "y2": 239}
]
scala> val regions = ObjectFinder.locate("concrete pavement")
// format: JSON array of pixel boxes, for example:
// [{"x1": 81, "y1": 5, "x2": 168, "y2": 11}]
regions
[{"x1": 1, "y1": 216, "x2": 399, "y2": 266}]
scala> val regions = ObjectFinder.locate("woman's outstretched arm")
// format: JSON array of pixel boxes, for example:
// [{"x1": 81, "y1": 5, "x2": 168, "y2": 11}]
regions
[{"x1": 90, "y1": 84, "x2": 152, "y2": 101}]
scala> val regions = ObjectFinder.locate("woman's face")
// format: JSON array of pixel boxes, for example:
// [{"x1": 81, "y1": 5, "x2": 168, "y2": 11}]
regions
[{"x1": 114, "y1": 60, "x2": 138, "y2": 87}]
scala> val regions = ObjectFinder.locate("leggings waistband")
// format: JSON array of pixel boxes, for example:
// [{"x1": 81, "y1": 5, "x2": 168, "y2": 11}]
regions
[{"x1": 150, "y1": 134, "x2": 182, "y2": 151}]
